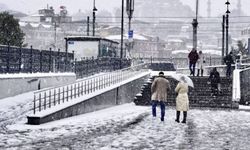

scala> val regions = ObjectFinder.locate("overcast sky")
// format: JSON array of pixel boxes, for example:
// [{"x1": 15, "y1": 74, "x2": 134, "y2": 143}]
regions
[{"x1": 0, "y1": 0, "x2": 249, "y2": 17}]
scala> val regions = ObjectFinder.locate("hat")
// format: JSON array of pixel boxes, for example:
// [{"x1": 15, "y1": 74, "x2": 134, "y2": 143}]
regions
[{"x1": 159, "y1": 71, "x2": 164, "y2": 76}]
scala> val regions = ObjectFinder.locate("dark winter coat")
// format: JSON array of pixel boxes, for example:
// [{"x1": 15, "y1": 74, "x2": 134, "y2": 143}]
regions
[
  {"x1": 209, "y1": 69, "x2": 221, "y2": 84},
  {"x1": 224, "y1": 54, "x2": 234, "y2": 65},
  {"x1": 151, "y1": 76, "x2": 171, "y2": 101},
  {"x1": 188, "y1": 50, "x2": 199, "y2": 64}
]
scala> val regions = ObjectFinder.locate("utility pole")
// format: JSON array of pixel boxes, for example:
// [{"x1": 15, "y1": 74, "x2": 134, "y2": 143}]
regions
[
  {"x1": 126, "y1": 0, "x2": 134, "y2": 35},
  {"x1": 192, "y1": 0, "x2": 199, "y2": 50},
  {"x1": 225, "y1": 0, "x2": 230, "y2": 55},
  {"x1": 207, "y1": 0, "x2": 211, "y2": 18},
  {"x1": 92, "y1": 0, "x2": 97, "y2": 36},
  {"x1": 54, "y1": 21, "x2": 57, "y2": 50},
  {"x1": 120, "y1": 0, "x2": 124, "y2": 69},
  {"x1": 126, "y1": 0, "x2": 134, "y2": 58},
  {"x1": 222, "y1": 15, "x2": 225, "y2": 64},
  {"x1": 87, "y1": 16, "x2": 90, "y2": 36}
]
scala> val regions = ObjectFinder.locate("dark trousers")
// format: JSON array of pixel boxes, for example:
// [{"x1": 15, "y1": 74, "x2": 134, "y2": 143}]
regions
[
  {"x1": 211, "y1": 83, "x2": 218, "y2": 95},
  {"x1": 152, "y1": 100, "x2": 165, "y2": 121},
  {"x1": 189, "y1": 62, "x2": 196, "y2": 76},
  {"x1": 226, "y1": 64, "x2": 232, "y2": 77}
]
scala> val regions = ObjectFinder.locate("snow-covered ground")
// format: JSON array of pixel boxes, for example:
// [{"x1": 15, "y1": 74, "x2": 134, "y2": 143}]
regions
[
  {"x1": 0, "y1": 70, "x2": 249, "y2": 149},
  {"x1": 1, "y1": 89, "x2": 250, "y2": 149}
]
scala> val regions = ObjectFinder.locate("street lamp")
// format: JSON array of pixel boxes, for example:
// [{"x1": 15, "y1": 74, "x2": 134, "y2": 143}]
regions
[
  {"x1": 192, "y1": 0, "x2": 199, "y2": 50},
  {"x1": 92, "y1": 0, "x2": 97, "y2": 36},
  {"x1": 225, "y1": 0, "x2": 230, "y2": 55}
]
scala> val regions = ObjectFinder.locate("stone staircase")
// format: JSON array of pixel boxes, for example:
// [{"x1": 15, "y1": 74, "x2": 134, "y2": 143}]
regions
[
  {"x1": 134, "y1": 76, "x2": 238, "y2": 109},
  {"x1": 149, "y1": 62, "x2": 176, "y2": 71}
]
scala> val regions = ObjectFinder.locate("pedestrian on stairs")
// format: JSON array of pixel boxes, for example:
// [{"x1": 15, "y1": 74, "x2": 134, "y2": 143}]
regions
[
  {"x1": 197, "y1": 51, "x2": 205, "y2": 76},
  {"x1": 224, "y1": 52, "x2": 234, "y2": 77},
  {"x1": 208, "y1": 67, "x2": 221, "y2": 96},
  {"x1": 188, "y1": 48, "x2": 199, "y2": 76},
  {"x1": 175, "y1": 76, "x2": 189, "y2": 124},
  {"x1": 151, "y1": 72, "x2": 171, "y2": 122}
]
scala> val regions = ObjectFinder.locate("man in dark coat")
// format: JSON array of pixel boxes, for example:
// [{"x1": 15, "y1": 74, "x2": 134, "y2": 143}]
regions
[
  {"x1": 224, "y1": 52, "x2": 234, "y2": 77},
  {"x1": 209, "y1": 67, "x2": 221, "y2": 96},
  {"x1": 188, "y1": 48, "x2": 199, "y2": 76}
]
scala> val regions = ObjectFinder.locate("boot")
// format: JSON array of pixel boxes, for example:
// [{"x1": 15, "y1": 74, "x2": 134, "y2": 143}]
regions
[
  {"x1": 197, "y1": 69, "x2": 200, "y2": 76},
  {"x1": 181, "y1": 111, "x2": 187, "y2": 123},
  {"x1": 175, "y1": 111, "x2": 180, "y2": 123},
  {"x1": 201, "y1": 69, "x2": 204, "y2": 77}
]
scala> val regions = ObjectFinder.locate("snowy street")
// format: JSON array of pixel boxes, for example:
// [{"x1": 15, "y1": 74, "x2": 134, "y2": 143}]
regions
[{"x1": 1, "y1": 92, "x2": 250, "y2": 149}]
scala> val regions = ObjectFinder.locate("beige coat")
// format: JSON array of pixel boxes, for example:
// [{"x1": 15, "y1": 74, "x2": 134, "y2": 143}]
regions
[
  {"x1": 197, "y1": 53, "x2": 205, "y2": 69},
  {"x1": 175, "y1": 82, "x2": 189, "y2": 111},
  {"x1": 151, "y1": 76, "x2": 171, "y2": 101}
]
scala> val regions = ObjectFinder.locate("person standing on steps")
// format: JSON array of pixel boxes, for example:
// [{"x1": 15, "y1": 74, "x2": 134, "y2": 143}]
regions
[
  {"x1": 208, "y1": 67, "x2": 221, "y2": 96},
  {"x1": 175, "y1": 76, "x2": 189, "y2": 124},
  {"x1": 188, "y1": 48, "x2": 199, "y2": 76},
  {"x1": 224, "y1": 51, "x2": 234, "y2": 77},
  {"x1": 197, "y1": 51, "x2": 206, "y2": 77},
  {"x1": 151, "y1": 71, "x2": 171, "y2": 122}
]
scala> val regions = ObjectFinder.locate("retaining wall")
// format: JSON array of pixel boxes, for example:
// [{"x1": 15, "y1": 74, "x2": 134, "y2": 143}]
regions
[
  {"x1": 0, "y1": 73, "x2": 76, "y2": 99},
  {"x1": 27, "y1": 74, "x2": 149, "y2": 125}
]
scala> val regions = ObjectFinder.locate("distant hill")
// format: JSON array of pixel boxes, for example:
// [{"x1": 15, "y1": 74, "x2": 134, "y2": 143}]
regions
[
  {"x1": 0, "y1": 3, "x2": 27, "y2": 18},
  {"x1": 7, "y1": 10, "x2": 27, "y2": 18},
  {"x1": 0, "y1": 3, "x2": 8, "y2": 11},
  {"x1": 135, "y1": 0, "x2": 195, "y2": 20}
]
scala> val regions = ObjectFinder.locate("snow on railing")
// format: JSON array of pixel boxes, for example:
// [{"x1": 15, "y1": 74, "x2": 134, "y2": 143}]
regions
[{"x1": 32, "y1": 63, "x2": 149, "y2": 114}]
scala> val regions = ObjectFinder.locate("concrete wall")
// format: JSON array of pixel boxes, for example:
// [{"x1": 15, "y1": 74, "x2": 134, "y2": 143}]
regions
[
  {"x1": 0, "y1": 74, "x2": 76, "y2": 99},
  {"x1": 27, "y1": 75, "x2": 149, "y2": 125}
]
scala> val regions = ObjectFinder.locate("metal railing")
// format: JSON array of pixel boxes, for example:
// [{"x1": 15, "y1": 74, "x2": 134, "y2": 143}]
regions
[
  {"x1": 0, "y1": 45, "x2": 73, "y2": 73},
  {"x1": 33, "y1": 63, "x2": 149, "y2": 114},
  {"x1": 132, "y1": 57, "x2": 222, "y2": 68}
]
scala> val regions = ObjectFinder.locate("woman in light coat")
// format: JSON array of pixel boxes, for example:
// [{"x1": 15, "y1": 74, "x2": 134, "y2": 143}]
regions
[
  {"x1": 197, "y1": 51, "x2": 205, "y2": 76},
  {"x1": 175, "y1": 76, "x2": 189, "y2": 123}
]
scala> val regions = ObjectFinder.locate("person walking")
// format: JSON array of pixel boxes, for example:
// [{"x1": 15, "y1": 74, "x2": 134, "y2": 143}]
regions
[
  {"x1": 224, "y1": 52, "x2": 234, "y2": 77},
  {"x1": 196, "y1": 51, "x2": 206, "y2": 76},
  {"x1": 188, "y1": 48, "x2": 199, "y2": 76},
  {"x1": 151, "y1": 71, "x2": 171, "y2": 122},
  {"x1": 175, "y1": 76, "x2": 189, "y2": 124},
  {"x1": 208, "y1": 67, "x2": 221, "y2": 96}
]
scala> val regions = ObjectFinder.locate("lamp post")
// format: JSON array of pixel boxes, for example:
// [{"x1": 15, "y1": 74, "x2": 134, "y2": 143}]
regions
[
  {"x1": 225, "y1": 0, "x2": 230, "y2": 55},
  {"x1": 192, "y1": 0, "x2": 199, "y2": 50},
  {"x1": 92, "y1": 0, "x2": 97, "y2": 36},
  {"x1": 126, "y1": 0, "x2": 134, "y2": 34},
  {"x1": 126, "y1": 0, "x2": 134, "y2": 57}
]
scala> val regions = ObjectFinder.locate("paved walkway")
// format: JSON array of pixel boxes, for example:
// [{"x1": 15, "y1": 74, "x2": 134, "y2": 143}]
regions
[{"x1": 1, "y1": 92, "x2": 250, "y2": 150}]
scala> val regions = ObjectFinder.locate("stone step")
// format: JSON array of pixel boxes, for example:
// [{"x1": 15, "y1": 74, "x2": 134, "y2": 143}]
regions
[{"x1": 134, "y1": 75, "x2": 233, "y2": 108}]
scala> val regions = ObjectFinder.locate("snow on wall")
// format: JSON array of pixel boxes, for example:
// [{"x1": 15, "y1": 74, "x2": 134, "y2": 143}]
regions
[
  {"x1": 0, "y1": 73, "x2": 76, "y2": 100},
  {"x1": 27, "y1": 73, "x2": 149, "y2": 124}
]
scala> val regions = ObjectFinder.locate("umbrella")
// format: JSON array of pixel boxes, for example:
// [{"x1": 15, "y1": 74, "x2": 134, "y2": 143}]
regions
[{"x1": 170, "y1": 73, "x2": 194, "y2": 88}]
